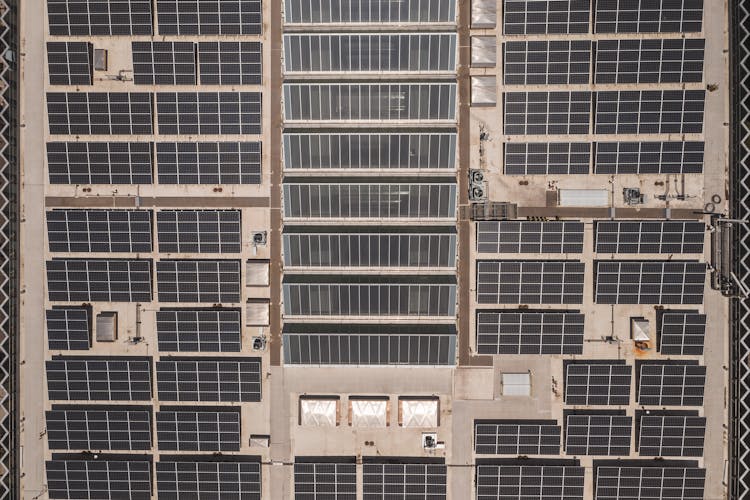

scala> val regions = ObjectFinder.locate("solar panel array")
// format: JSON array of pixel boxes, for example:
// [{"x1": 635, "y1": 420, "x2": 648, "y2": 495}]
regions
[
  {"x1": 477, "y1": 260, "x2": 585, "y2": 304},
  {"x1": 504, "y1": 142, "x2": 590, "y2": 175},
  {"x1": 283, "y1": 232, "x2": 457, "y2": 268},
  {"x1": 638, "y1": 414, "x2": 706, "y2": 457},
  {"x1": 658, "y1": 310, "x2": 706, "y2": 355},
  {"x1": 294, "y1": 461, "x2": 357, "y2": 500},
  {"x1": 474, "y1": 421, "x2": 561, "y2": 455},
  {"x1": 47, "y1": 0, "x2": 153, "y2": 35},
  {"x1": 594, "y1": 141, "x2": 704, "y2": 174},
  {"x1": 156, "y1": 0, "x2": 262, "y2": 34},
  {"x1": 47, "y1": 142, "x2": 153, "y2": 184},
  {"x1": 565, "y1": 414, "x2": 632, "y2": 456},
  {"x1": 283, "y1": 83, "x2": 457, "y2": 122},
  {"x1": 596, "y1": 90, "x2": 705, "y2": 135},
  {"x1": 47, "y1": 92, "x2": 153, "y2": 135},
  {"x1": 283, "y1": 281, "x2": 456, "y2": 317},
  {"x1": 503, "y1": 41, "x2": 591, "y2": 85},
  {"x1": 156, "y1": 461, "x2": 262, "y2": 499},
  {"x1": 283, "y1": 330, "x2": 456, "y2": 365},
  {"x1": 156, "y1": 92, "x2": 262, "y2": 135},
  {"x1": 362, "y1": 461, "x2": 447, "y2": 500},
  {"x1": 565, "y1": 363, "x2": 632, "y2": 406},
  {"x1": 638, "y1": 363, "x2": 706, "y2": 406},
  {"x1": 594, "y1": 0, "x2": 704, "y2": 33},
  {"x1": 132, "y1": 41, "x2": 196, "y2": 85},
  {"x1": 47, "y1": 209, "x2": 152, "y2": 253},
  {"x1": 46, "y1": 406, "x2": 152, "y2": 450},
  {"x1": 283, "y1": 133, "x2": 457, "y2": 170},
  {"x1": 504, "y1": 92, "x2": 591, "y2": 135},
  {"x1": 476, "y1": 221, "x2": 584, "y2": 254},
  {"x1": 595, "y1": 466, "x2": 706, "y2": 500},
  {"x1": 47, "y1": 42, "x2": 92, "y2": 85},
  {"x1": 46, "y1": 259, "x2": 152, "y2": 302},
  {"x1": 595, "y1": 221, "x2": 705, "y2": 254},
  {"x1": 46, "y1": 308, "x2": 91, "y2": 350},
  {"x1": 283, "y1": 184, "x2": 457, "y2": 219},
  {"x1": 198, "y1": 41, "x2": 263, "y2": 85},
  {"x1": 284, "y1": 0, "x2": 457, "y2": 23},
  {"x1": 156, "y1": 142, "x2": 262, "y2": 185},
  {"x1": 476, "y1": 310, "x2": 584, "y2": 355},
  {"x1": 156, "y1": 409, "x2": 241, "y2": 451},
  {"x1": 595, "y1": 260, "x2": 706, "y2": 304},
  {"x1": 157, "y1": 210, "x2": 242, "y2": 254},
  {"x1": 284, "y1": 34, "x2": 457, "y2": 73},
  {"x1": 503, "y1": 0, "x2": 590, "y2": 34},
  {"x1": 46, "y1": 357, "x2": 152, "y2": 401},
  {"x1": 155, "y1": 357, "x2": 262, "y2": 402},
  {"x1": 476, "y1": 462, "x2": 585, "y2": 500},
  {"x1": 595, "y1": 38, "x2": 705, "y2": 84},
  {"x1": 156, "y1": 260, "x2": 241, "y2": 303},
  {"x1": 46, "y1": 459, "x2": 152, "y2": 500},
  {"x1": 156, "y1": 309, "x2": 242, "y2": 352}
]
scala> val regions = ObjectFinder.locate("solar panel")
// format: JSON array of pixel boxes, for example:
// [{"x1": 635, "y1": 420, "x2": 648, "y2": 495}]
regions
[
  {"x1": 155, "y1": 357, "x2": 261, "y2": 402},
  {"x1": 474, "y1": 421, "x2": 561, "y2": 455},
  {"x1": 284, "y1": 0, "x2": 457, "y2": 23},
  {"x1": 47, "y1": 92, "x2": 153, "y2": 135},
  {"x1": 595, "y1": 90, "x2": 705, "y2": 135},
  {"x1": 594, "y1": 260, "x2": 706, "y2": 304},
  {"x1": 595, "y1": 221, "x2": 705, "y2": 254},
  {"x1": 283, "y1": 83, "x2": 457, "y2": 122},
  {"x1": 565, "y1": 414, "x2": 632, "y2": 456},
  {"x1": 362, "y1": 460, "x2": 446, "y2": 500},
  {"x1": 46, "y1": 308, "x2": 91, "y2": 350},
  {"x1": 46, "y1": 357, "x2": 152, "y2": 401},
  {"x1": 47, "y1": 142, "x2": 153, "y2": 184},
  {"x1": 156, "y1": 309, "x2": 242, "y2": 352},
  {"x1": 594, "y1": 141, "x2": 704, "y2": 174},
  {"x1": 503, "y1": 0, "x2": 590, "y2": 34},
  {"x1": 638, "y1": 363, "x2": 706, "y2": 406},
  {"x1": 477, "y1": 260, "x2": 585, "y2": 304},
  {"x1": 282, "y1": 325, "x2": 457, "y2": 365},
  {"x1": 595, "y1": 0, "x2": 704, "y2": 33},
  {"x1": 504, "y1": 92, "x2": 591, "y2": 135},
  {"x1": 504, "y1": 41, "x2": 591, "y2": 85},
  {"x1": 283, "y1": 232, "x2": 457, "y2": 268},
  {"x1": 476, "y1": 310, "x2": 584, "y2": 355},
  {"x1": 156, "y1": 260, "x2": 241, "y2": 303},
  {"x1": 284, "y1": 184, "x2": 457, "y2": 219},
  {"x1": 284, "y1": 34, "x2": 457, "y2": 73},
  {"x1": 638, "y1": 414, "x2": 706, "y2": 457},
  {"x1": 132, "y1": 41, "x2": 196, "y2": 85},
  {"x1": 157, "y1": 210, "x2": 241, "y2": 253},
  {"x1": 47, "y1": 42, "x2": 92, "y2": 85},
  {"x1": 565, "y1": 363, "x2": 632, "y2": 405},
  {"x1": 46, "y1": 459, "x2": 152, "y2": 500},
  {"x1": 156, "y1": 142, "x2": 261, "y2": 185},
  {"x1": 282, "y1": 280, "x2": 456, "y2": 317},
  {"x1": 595, "y1": 38, "x2": 705, "y2": 84},
  {"x1": 46, "y1": 259, "x2": 152, "y2": 302},
  {"x1": 198, "y1": 41, "x2": 262, "y2": 85},
  {"x1": 658, "y1": 310, "x2": 706, "y2": 355},
  {"x1": 157, "y1": 460, "x2": 262, "y2": 499},
  {"x1": 156, "y1": 92, "x2": 262, "y2": 135},
  {"x1": 595, "y1": 466, "x2": 706, "y2": 500},
  {"x1": 294, "y1": 460, "x2": 357, "y2": 500},
  {"x1": 504, "y1": 142, "x2": 590, "y2": 175},
  {"x1": 156, "y1": 408, "x2": 241, "y2": 451},
  {"x1": 477, "y1": 221, "x2": 584, "y2": 254},
  {"x1": 156, "y1": 0, "x2": 262, "y2": 34},
  {"x1": 283, "y1": 133, "x2": 457, "y2": 170},
  {"x1": 475, "y1": 462, "x2": 585, "y2": 500},
  {"x1": 46, "y1": 406, "x2": 152, "y2": 450},
  {"x1": 47, "y1": 0, "x2": 153, "y2": 35},
  {"x1": 47, "y1": 209, "x2": 153, "y2": 253}
]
